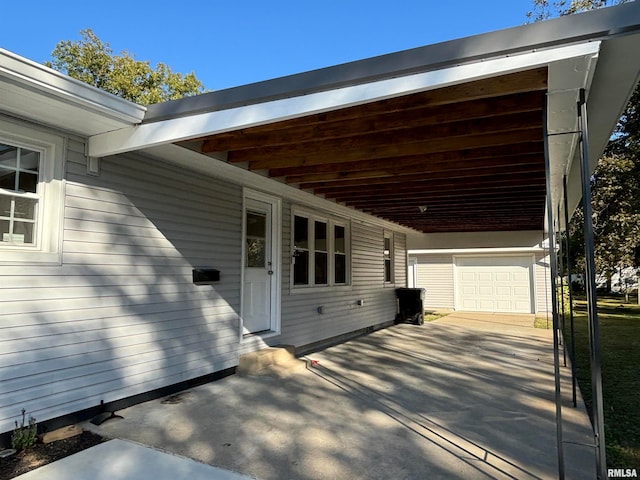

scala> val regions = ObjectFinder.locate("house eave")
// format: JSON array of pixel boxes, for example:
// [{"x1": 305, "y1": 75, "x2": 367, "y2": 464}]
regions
[
  {"x1": 87, "y1": 42, "x2": 600, "y2": 158},
  {"x1": 0, "y1": 48, "x2": 145, "y2": 136}
]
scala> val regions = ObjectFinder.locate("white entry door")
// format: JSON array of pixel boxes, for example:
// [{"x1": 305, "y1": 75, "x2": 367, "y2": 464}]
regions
[{"x1": 242, "y1": 195, "x2": 279, "y2": 334}]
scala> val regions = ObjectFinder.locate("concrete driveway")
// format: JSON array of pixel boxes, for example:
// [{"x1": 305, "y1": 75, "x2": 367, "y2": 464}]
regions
[{"x1": 83, "y1": 312, "x2": 596, "y2": 480}]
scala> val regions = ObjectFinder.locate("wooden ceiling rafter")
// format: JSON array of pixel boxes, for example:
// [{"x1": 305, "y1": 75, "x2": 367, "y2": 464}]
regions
[
  {"x1": 353, "y1": 194, "x2": 547, "y2": 208},
  {"x1": 201, "y1": 91, "x2": 545, "y2": 154},
  {"x1": 283, "y1": 153, "x2": 543, "y2": 185},
  {"x1": 319, "y1": 182, "x2": 545, "y2": 199},
  {"x1": 229, "y1": 116, "x2": 542, "y2": 167},
  {"x1": 199, "y1": 68, "x2": 547, "y2": 153},
  {"x1": 268, "y1": 142, "x2": 544, "y2": 178},
  {"x1": 194, "y1": 67, "x2": 549, "y2": 233},
  {"x1": 310, "y1": 170, "x2": 546, "y2": 194}
]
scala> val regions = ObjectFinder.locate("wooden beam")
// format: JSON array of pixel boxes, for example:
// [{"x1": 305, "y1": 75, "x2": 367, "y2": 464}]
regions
[
  {"x1": 331, "y1": 183, "x2": 544, "y2": 199},
  {"x1": 268, "y1": 142, "x2": 544, "y2": 177},
  {"x1": 387, "y1": 213, "x2": 545, "y2": 223},
  {"x1": 357, "y1": 195, "x2": 546, "y2": 208},
  {"x1": 243, "y1": 128, "x2": 542, "y2": 170},
  {"x1": 198, "y1": 69, "x2": 546, "y2": 149},
  {"x1": 284, "y1": 154, "x2": 542, "y2": 184},
  {"x1": 317, "y1": 179, "x2": 544, "y2": 197},
  {"x1": 230, "y1": 111, "x2": 541, "y2": 166},
  {"x1": 357, "y1": 201, "x2": 545, "y2": 213},
  {"x1": 307, "y1": 167, "x2": 545, "y2": 192},
  {"x1": 201, "y1": 91, "x2": 544, "y2": 153}
]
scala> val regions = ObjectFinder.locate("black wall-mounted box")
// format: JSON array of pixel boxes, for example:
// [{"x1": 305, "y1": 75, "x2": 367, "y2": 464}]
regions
[{"x1": 192, "y1": 268, "x2": 220, "y2": 285}]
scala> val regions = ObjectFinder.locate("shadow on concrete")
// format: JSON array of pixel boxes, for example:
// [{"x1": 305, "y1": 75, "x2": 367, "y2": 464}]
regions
[{"x1": 83, "y1": 312, "x2": 596, "y2": 480}]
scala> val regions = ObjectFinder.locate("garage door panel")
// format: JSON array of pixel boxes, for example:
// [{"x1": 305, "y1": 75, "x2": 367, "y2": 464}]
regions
[
  {"x1": 496, "y1": 300, "x2": 512, "y2": 310},
  {"x1": 461, "y1": 272, "x2": 476, "y2": 282},
  {"x1": 456, "y1": 255, "x2": 532, "y2": 313},
  {"x1": 495, "y1": 286, "x2": 511, "y2": 295},
  {"x1": 512, "y1": 272, "x2": 529, "y2": 282},
  {"x1": 461, "y1": 299, "x2": 479, "y2": 309},
  {"x1": 479, "y1": 300, "x2": 496, "y2": 310},
  {"x1": 478, "y1": 286, "x2": 493, "y2": 295}
]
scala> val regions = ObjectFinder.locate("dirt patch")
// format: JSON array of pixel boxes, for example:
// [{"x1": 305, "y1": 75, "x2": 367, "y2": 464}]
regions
[{"x1": 0, "y1": 431, "x2": 106, "y2": 479}]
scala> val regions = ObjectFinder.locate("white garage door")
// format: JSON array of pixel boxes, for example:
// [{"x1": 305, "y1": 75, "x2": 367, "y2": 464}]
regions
[{"x1": 455, "y1": 256, "x2": 533, "y2": 313}]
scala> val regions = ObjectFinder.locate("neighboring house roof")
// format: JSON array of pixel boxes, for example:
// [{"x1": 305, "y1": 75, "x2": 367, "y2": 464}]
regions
[{"x1": 2, "y1": 3, "x2": 640, "y2": 233}]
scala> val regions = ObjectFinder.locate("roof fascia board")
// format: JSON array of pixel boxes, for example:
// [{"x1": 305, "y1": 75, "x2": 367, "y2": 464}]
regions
[
  {"x1": 409, "y1": 247, "x2": 546, "y2": 255},
  {"x1": 142, "y1": 143, "x2": 417, "y2": 235},
  {"x1": 0, "y1": 49, "x2": 146, "y2": 125},
  {"x1": 88, "y1": 42, "x2": 600, "y2": 158},
  {"x1": 145, "y1": 2, "x2": 640, "y2": 122}
]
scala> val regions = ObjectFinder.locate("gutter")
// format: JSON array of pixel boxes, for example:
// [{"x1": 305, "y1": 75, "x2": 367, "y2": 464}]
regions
[{"x1": 0, "y1": 48, "x2": 146, "y2": 125}]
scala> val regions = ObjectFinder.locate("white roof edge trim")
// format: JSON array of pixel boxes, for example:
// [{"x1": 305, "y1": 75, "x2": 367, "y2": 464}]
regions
[
  {"x1": 141, "y1": 143, "x2": 417, "y2": 235},
  {"x1": 408, "y1": 247, "x2": 546, "y2": 255},
  {"x1": 0, "y1": 49, "x2": 146, "y2": 125},
  {"x1": 88, "y1": 42, "x2": 601, "y2": 158}
]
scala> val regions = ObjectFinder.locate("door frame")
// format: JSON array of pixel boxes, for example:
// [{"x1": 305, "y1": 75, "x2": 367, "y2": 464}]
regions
[
  {"x1": 241, "y1": 189, "x2": 282, "y2": 340},
  {"x1": 407, "y1": 256, "x2": 418, "y2": 288}
]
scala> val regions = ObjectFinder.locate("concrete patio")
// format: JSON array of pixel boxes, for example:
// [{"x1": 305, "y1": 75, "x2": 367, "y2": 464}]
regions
[{"x1": 79, "y1": 312, "x2": 596, "y2": 480}]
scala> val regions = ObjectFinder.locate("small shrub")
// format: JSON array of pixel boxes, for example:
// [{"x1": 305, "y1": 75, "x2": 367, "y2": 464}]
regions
[{"x1": 11, "y1": 409, "x2": 37, "y2": 450}]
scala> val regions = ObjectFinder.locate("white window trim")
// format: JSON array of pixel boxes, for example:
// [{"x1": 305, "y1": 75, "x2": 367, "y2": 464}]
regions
[
  {"x1": 384, "y1": 231, "x2": 395, "y2": 285},
  {"x1": 291, "y1": 207, "x2": 351, "y2": 291},
  {"x1": 0, "y1": 118, "x2": 65, "y2": 264}
]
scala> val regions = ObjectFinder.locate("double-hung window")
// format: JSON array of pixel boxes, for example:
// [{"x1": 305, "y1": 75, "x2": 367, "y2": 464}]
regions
[
  {"x1": 0, "y1": 118, "x2": 64, "y2": 264},
  {"x1": 0, "y1": 145, "x2": 40, "y2": 245},
  {"x1": 292, "y1": 210, "x2": 349, "y2": 288}
]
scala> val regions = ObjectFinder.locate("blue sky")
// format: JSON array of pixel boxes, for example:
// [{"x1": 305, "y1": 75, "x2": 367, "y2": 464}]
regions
[{"x1": 2, "y1": 1, "x2": 536, "y2": 91}]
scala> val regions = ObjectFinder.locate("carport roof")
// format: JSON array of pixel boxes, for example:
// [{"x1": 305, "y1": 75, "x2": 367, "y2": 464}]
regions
[{"x1": 86, "y1": 3, "x2": 640, "y2": 233}]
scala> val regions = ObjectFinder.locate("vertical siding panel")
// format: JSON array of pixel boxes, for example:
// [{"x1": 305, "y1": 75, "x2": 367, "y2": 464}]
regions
[{"x1": 0, "y1": 137, "x2": 243, "y2": 433}]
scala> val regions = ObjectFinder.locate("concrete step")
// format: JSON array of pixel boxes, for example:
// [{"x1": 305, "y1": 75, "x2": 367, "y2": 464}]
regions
[{"x1": 237, "y1": 346, "x2": 307, "y2": 378}]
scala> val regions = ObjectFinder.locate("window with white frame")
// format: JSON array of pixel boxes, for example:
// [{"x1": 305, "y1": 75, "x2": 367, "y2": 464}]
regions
[
  {"x1": 384, "y1": 232, "x2": 394, "y2": 283},
  {"x1": 0, "y1": 118, "x2": 64, "y2": 263},
  {"x1": 0, "y1": 144, "x2": 40, "y2": 245},
  {"x1": 292, "y1": 210, "x2": 349, "y2": 287}
]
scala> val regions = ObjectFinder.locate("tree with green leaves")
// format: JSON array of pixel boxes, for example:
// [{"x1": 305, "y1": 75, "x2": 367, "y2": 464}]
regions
[
  {"x1": 531, "y1": 0, "x2": 640, "y2": 295},
  {"x1": 527, "y1": 0, "x2": 631, "y2": 21},
  {"x1": 46, "y1": 29, "x2": 204, "y2": 105}
]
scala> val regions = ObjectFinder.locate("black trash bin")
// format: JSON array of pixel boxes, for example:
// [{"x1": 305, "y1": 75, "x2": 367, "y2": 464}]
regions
[{"x1": 395, "y1": 288, "x2": 426, "y2": 325}]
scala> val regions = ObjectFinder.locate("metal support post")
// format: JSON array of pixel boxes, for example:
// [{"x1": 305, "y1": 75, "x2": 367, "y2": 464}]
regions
[
  {"x1": 562, "y1": 175, "x2": 578, "y2": 408},
  {"x1": 543, "y1": 100, "x2": 565, "y2": 480},
  {"x1": 577, "y1": 88, "x2": 607, "y2": 479},
  {"x1": 557, "y1": 206, "x2": 567, "y2": 367}
]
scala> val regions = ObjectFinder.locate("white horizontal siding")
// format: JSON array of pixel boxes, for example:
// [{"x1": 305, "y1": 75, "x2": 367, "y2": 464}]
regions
[
  {"x1": 394, "y1": 233, "x2": 407, "y2": 287},
  {"x1": 0, "y1": 137, "x2": 243, "y2": 434},
  {"x1": 414, "y1": 254, "x2": 455, "y2": 309}
]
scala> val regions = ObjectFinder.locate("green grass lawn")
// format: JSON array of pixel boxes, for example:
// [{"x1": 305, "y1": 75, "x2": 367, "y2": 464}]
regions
[{"x1": 565, "y1": 296, "x2": 640, "y2": 468}]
